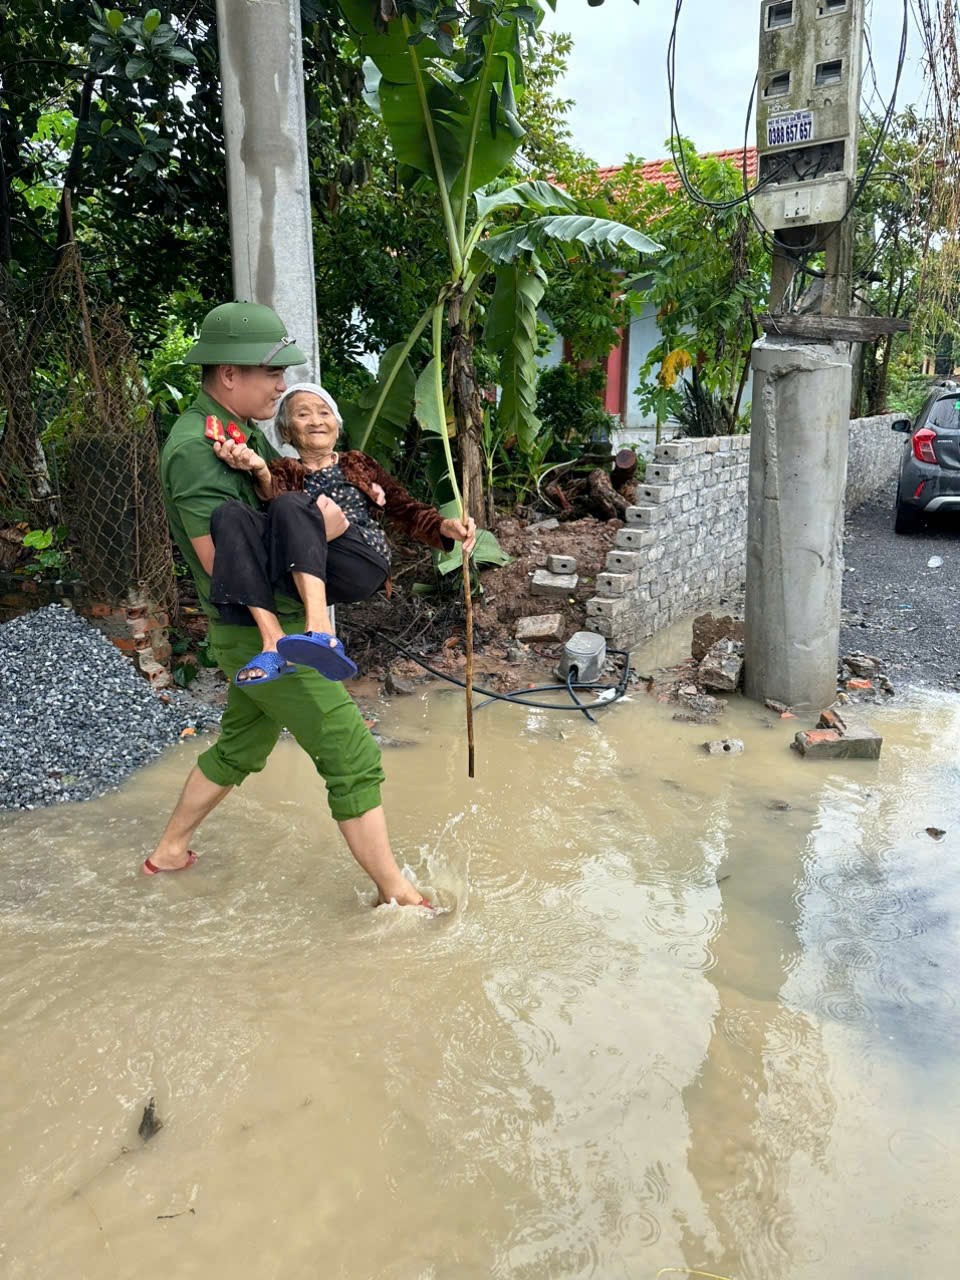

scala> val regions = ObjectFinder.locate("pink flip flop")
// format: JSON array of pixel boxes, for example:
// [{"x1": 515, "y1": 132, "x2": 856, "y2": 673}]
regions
[{"x1": 142, "y1": 851, "x2": 198, "y2": 876}]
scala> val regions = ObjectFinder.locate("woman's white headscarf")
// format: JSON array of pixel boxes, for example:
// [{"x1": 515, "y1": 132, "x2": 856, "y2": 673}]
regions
[{"x1": 276, "y1": 381, "x2": 342, "y2": 426}]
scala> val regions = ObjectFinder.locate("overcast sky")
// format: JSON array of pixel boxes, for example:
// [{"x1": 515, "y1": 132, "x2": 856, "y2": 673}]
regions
[{"x1": 542, "y1": 0, "x2": 925, "y2": 167}]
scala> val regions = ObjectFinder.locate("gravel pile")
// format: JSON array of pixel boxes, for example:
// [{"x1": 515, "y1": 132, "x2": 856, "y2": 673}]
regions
[{"x1": 0, "y1": 604, "x2": 216, "y2": 809}]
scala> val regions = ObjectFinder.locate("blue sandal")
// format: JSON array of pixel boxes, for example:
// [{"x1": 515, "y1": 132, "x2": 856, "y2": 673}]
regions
[
  {"x1": 276, "y1": 631, "x2": 358, "y2": 682},
  {"x1": 233, "y1": 651, "x2": 296, "y2": 687}
]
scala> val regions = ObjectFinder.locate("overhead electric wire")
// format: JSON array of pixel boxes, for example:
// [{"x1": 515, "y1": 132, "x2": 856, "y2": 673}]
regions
[{"x1": 666, "y1": 1, "x2": 786, "y2": 210}]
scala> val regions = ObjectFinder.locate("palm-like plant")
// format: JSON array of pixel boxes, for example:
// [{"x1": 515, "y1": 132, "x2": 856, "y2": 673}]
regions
[{"x1": 337, "y1": 0, "x2": 659, "y2": 773}]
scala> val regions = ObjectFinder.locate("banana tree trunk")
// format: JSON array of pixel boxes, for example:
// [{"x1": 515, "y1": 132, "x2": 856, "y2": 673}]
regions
[{"x1": 447, "y1": 290, "x2": 486, "y2": 526}]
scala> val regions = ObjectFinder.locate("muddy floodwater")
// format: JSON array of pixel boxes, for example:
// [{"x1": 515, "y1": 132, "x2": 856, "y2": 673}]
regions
[{"x1": 2, "y1": 635, "x2": 960, "y2": 1279}]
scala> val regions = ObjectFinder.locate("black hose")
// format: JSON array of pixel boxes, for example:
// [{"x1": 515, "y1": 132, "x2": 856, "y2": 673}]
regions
[
  {"x1": 566, "y1": 667, "x2": 598, "y2": 724},
  {"x1": 368, "y1": 630, "x2": 632, "y2": 716}
]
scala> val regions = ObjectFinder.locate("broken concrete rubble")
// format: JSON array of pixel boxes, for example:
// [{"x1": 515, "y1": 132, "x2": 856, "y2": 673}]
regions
[
  {"x1": 692, "y1": 613, "x2": 745, "y2": 663},
  {"x1": 842, "y1": 652, "x2": 883, "y2": 678},
  {"x1": 793, "y1": 709, "x2": 882, "y2": 760},
  {"x1": 703, "y1": 738, "x2": 744, "y2": 756},
  {"x1": 698, "y1": 639, "x2": 744, "y2": 693}
]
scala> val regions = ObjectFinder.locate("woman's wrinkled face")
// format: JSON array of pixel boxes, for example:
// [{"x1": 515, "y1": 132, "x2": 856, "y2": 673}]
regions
[{"x1": 285, "y1": 392, "x2": 339, "y2": 454}]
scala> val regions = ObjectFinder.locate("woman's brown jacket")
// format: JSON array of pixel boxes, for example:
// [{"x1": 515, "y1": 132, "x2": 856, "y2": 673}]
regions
[{"x1": 268, "y1": 451, "x2": 454, "y2": 552}]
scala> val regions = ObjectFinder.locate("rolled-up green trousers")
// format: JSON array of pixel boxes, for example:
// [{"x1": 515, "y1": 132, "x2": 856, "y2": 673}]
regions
[{"x1": 196, "y1": 619, "x2": 384, "y2": 822}]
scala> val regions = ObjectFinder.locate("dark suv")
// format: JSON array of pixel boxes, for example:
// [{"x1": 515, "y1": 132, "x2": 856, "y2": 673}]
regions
[{"x1": 893, "y1": 381, "x2": 960, "y2": 534}]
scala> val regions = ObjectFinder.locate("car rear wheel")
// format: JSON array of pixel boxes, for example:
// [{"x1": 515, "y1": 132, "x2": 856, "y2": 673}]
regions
[{"x1": 894, "y1": 490, "x2": 924, "y2": 535}]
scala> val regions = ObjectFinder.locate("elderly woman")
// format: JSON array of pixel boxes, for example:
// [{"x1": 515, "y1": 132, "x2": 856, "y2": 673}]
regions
[{"x1": 208, "y1": 382, "x2": 475, "y2": 686}]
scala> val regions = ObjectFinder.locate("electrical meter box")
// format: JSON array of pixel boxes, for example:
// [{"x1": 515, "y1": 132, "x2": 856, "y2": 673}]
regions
[{"x1": 754, "y1": 0, "x2": 863, "y2": 234}]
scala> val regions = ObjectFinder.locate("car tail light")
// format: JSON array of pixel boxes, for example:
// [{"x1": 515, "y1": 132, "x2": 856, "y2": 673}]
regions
[
  {"x1": 913, "y1": 427, "x2": 938, "y2": 464},
  {"x1": 914, "y1": 480, "x2": 927, "y2": 499}
]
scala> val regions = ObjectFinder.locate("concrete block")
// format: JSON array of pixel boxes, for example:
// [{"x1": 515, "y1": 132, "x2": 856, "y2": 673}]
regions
[
  {"x1": 531, "y1": 569, "x2": 578, "y2": 598},
  {"x1": 625, "y1": 505, "x2": 663, "y2": 526},
  {"x1": 655, "y1": 442, "x2": 695, "y2": 461},
  {"x1": 638, "y1": 484, "x2": 675, "y2": 504},
  {"x1": 605, "y1": 550, "x2": 643, "y2": 574},
  {"x1": 546, "y1": 554, "x2": 577, "y2": 575},
  {"x1": 596, "y1": 571, "x2": 638, "y2": 597},
  {"x1": 515, "y1": 613, "x2": 565, "y2": 642},
  {"x1": 645, "y1": 463, "x2": 680, "y2": 484},
  {"x1": 586, "y1": 595, "x2": 627, "y2": 620},
  {"x1": 527, "y1": 517, "x2": 559, "y2": 532},
  {"x1": 615, "y1": 527, "x2": 655, "y2": 550}
]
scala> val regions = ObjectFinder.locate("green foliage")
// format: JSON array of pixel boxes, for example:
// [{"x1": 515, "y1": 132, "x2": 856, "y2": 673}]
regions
[
  {"x1": 340, "y1": 339, "x2": 419, "y2": 462},
  {"x1": 142, "y1": 321, "x2": 199, "y2": 442},
  {"x1": 853, "y1": 110, "x2": 960, "y2": 416},
  {"x1": 542, "y1": 262, "x2": 633, "y2": 367},
  {"x1": 535, "y1": 363, "x2": 613, "y2": 455},
  {"x1": 20, "y1": 526, "x2": 70, "y2": 578},
  {"x1": 673, "y1": 373, "x2": 748, "y2": 438},
  {"x1": 572, "y1": 141, "x2": 766, "y2": 435},
  {"x1": 338, "y1": 0, "x2": 660, "y2": 526}
]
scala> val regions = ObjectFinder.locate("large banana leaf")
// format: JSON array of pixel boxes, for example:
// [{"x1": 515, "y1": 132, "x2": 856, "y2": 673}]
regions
[
  {"x1": 433, "y1": 501, "x2": 512, "y2": 574},
  {"x1": 340, "y1": 341, "x2": 417, "y2": 461},
  {"x1": 474, "y1": 179, "x2": 579, "y2": 219},
  {"x1": 339, "y1": 0, "x2": 525, "y2": 200},
  {"x1": 483, "y1": 261, "x2": 546, "y2": 455},
  {"x1": 414, "y1": 357, "x2": 448, "y2": 438},
  {"x1": 481, "y1": 215, "x2": 662, "y2": 266},
  {"x1": 337, "y1": 0, "x2": 442, "y2": 84}
]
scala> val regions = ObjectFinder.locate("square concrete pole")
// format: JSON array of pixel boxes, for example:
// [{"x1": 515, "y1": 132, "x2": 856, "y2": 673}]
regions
[
  {"x1": 215, "y1": 0, "x2": 319, "y2": 453},
  {"x1": 743, "y1": 337, "x2": 851, "y2": 711}
]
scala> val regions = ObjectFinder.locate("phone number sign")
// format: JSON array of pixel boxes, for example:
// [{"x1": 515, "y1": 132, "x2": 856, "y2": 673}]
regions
[{"x1": 766, "y1": 110, "x2": 814, "y2": 148}]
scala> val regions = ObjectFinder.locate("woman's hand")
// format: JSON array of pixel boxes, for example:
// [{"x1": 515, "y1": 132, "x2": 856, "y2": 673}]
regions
[
  {"x1": 440, "y1": 514, "x2": 477, "y2": 555},
  {"x1": 370, "y1": 482, "x2": 386, "y2": 508},
  {"x1": 214, "y1": 439, "x2": 268, "y2": 479},
  {"x1": 316, "y1": 494, "x2": 349, "y2": 540}
]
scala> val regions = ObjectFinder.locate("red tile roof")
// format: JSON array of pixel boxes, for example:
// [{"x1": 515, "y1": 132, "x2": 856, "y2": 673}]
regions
[{"x1": 596, "y1": 147, "x2": 759, "y2": 194}]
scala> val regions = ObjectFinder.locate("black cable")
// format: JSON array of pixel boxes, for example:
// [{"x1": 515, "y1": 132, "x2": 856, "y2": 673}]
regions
[
  {"x1": 566, "y1": 667, "x2": 598, "y2": 724},
  {"x1": 367, "y1": 630, "x2": 632, "y2": 716},
  {"x1": 674, "y1": 0, "x2": 908, "y2": 227},
  {"x1": 667, "y1": 3, "x2": 786, "y2": 211}
]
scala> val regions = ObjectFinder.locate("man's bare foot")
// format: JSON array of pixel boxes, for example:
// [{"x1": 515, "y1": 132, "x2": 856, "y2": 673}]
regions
[{"x1": 143, "y1": 844, "x2": 195, "y2": 872}]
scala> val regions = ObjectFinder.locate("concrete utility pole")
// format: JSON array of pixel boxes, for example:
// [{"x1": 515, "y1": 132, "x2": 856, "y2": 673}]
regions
[
  {"x1": 744, "y1": 0, "x2": 864, "y2": 710},
  {"x1": 216, "y1": 0, "x2": 319, "y2": 451}
]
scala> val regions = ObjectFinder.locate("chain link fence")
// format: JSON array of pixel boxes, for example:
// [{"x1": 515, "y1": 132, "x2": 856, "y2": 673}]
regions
[{"x1": 0, "y1": 239, "x2": 176, "y2": 614}]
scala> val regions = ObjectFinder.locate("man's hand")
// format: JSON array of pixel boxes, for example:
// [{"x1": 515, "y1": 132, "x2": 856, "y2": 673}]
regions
[
  {"x1": 439, "y1": 514, "x2": 477, "y2": 555},
  {"x1": 214, "y1": 439, "x2": 268, "y2": 479},
  {"x1": 316, "y1": 493, "x2": 349, "y2": 540}
]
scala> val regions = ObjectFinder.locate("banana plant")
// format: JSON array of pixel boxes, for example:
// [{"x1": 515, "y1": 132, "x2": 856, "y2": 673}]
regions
[{"x1": 337, "y1": 0, "x2": 659, "y2": 774}]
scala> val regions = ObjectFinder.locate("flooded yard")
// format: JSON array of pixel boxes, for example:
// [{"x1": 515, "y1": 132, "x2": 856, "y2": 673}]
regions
[{"x1": 2, "y1": 636, "x2": 959, "y2": 1279}]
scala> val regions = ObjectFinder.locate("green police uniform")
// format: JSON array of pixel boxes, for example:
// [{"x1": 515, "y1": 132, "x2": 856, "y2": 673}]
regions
[{"x1": 160, "y1": 303, "x2": 385, "y2": 822}]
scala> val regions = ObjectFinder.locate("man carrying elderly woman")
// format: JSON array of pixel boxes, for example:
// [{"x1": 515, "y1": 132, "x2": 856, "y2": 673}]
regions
[{"x1": 144, "y1": 301, "x2": 474, "y2": 909}]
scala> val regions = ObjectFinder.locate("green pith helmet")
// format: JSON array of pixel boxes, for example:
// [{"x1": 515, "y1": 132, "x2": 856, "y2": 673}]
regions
[{"x1": 183, "y1": 301, "x2": 308, "y2": 367}]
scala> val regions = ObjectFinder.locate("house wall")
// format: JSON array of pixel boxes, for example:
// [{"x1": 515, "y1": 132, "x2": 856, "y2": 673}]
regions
[
  {"x1": 585, "y1": 416, "x2": 901, "y2": 650},
  {"x1": 539, "y1": 301, "x2": 756, "y2": 460}
]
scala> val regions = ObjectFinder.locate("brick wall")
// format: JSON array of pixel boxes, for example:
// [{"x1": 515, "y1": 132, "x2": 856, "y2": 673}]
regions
[{"x1": 586, "y1": 416, "x2": 901, "y2": 650}]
